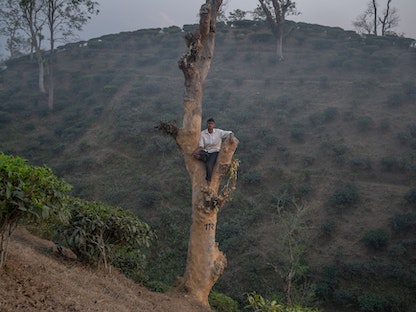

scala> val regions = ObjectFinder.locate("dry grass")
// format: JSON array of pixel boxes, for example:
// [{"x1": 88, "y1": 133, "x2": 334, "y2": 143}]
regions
[{"x1": 0, "y1": 227, "x2": 211, "y2": 312}]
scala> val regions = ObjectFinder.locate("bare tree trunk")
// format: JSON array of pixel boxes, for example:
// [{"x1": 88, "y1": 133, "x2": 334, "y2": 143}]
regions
[
  {"x1": 259, "y1": 0, "x2": 293, "y2": 61},
  {"x1": 372, "y1": 0, "x2": 378, "y2": 35},
  {"x1": 37, "y1": 51, "x2": 46, "y2": 94},
  {"x1": 379, "y1": 0, "x2": 392, "y2": 36},
  {"x1": 48, "y1": 66, "x2": 54, "y2": 111},
  {"x1": 172, "y1": 0, "x2": 239, "y2": 307},
  {"x1": 277, "y1": 20, "x2": 284, "y2": 61},
  {"x1": 47, "y1": 0, "x2": 56, "y2": 111},
  {"x1": 48, "y1": 35, "x2": 55, "y2": 111}
]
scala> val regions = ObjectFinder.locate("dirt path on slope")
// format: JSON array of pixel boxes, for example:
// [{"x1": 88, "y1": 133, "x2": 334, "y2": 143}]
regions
[{"x1": 0, "y1": 227, "x2": 211, "y2": 312}]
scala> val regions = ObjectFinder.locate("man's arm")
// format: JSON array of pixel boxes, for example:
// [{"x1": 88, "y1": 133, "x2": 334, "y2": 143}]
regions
[
  {"x1": 220, "y1": 129, "x2": 234, "y2": 142},
  {"x1": 193, "y1": 132, "x2": 204, "y2": 158},
  {"x1": 228, "y1": 132, "x2": 235, "y2": 143},
  {"x1": 192, "y1": 146, "x2": 202, "y2": 158}
]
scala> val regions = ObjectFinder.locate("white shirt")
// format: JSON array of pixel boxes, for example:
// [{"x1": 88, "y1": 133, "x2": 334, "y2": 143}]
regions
[{"x1": 199, "y1": 128, "x2": 232, "y2": 153}]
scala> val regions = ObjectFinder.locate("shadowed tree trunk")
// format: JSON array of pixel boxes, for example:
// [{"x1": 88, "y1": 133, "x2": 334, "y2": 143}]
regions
[
  {"x1": 372, "y1": 0, "x2": 378, "y2": 35},
  {"x1": 20, "y1": 0, "x2": 46, "y2": 94},
  {"x1": 158, "y1": 0, "x2": 239, "y2": 307}
]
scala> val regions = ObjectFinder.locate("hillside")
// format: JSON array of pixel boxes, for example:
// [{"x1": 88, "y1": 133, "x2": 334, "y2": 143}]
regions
[
  {"x1": 0, "y1": 227, "x2": 210, "y2": 312},
  {"x1": 1, "y1": 20, "x2": 416, "y2": 311}
]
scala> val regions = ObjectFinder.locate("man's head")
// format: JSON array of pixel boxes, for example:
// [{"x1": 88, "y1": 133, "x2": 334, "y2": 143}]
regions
[{"x1": 207, "y1": 118, "x2": 215, "y2": 132}]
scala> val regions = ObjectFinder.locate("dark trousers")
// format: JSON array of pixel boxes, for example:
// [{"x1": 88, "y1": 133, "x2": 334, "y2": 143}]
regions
[{"x1": 205, "y1": 152, "x2": 218, "y2": 182}]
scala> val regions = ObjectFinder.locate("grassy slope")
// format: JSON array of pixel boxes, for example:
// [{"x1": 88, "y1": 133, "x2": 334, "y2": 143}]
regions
[{"x1": 1, "y1": 21, "x2": 415, "y2": 310}]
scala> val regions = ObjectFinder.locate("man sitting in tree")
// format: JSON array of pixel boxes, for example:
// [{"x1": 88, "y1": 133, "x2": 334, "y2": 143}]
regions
[{"x1": 192, "y1": 118, "x2": 235, "y2": 187}]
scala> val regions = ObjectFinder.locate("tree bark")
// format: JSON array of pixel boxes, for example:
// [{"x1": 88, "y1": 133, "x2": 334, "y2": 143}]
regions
[
  {"x1": 277, "y1": 19, "x2": 284, "y2": 61},
  {"x1": 47, "y1": 1, "x2": 55, "y2": 112},
  {"x1": 173, "y1": 0, "x2": 239, "y2": 307},
  {"x1": 372, "y1": 0, "x2": 378, "y2": 35},
  {"x1": 21, "y1": 1, "x2": 46, "y2": 94},
  {"x1": 379, "y1": 0, "x2": 392, "y2": 36}
]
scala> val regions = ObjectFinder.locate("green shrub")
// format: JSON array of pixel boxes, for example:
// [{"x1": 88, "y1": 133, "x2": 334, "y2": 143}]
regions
[
  {"x1": 209, "y1": 291, "x2": 239, "y2": 312},
  {"x1": 246, "y1": 292, "x2": 320, "y2": 312},
  {"x1": 291, "y1": 122, "x2": 306, "y2": 142},
  {"x1": 379, "y1": 156, "x2": 398, "y2": 170},
  {"x1": 332, "y1": 144, "x2": 347, "y2": 156},
  {"x1": 242, "y1": 170, "x2": 262, "y2": 186},
  {"x1": 314, "y1": 264, "x2": 342, "y2": 301},
  {"x1": 356, "y1": 116, "x2": 374, "y2": 131},
  {"x1": 309, "y1": 112, "x2": 325, "y2": 127},
  {"x1": 320, "y1": 221, "x2": 336, "y2": 237},
  {"x1": 144, "y1": 280, "x2": 172, "y2": 293},
  {"x1": 396, "y1": 131, "x2": 412, "y2": 144},
  {"x1": 109, "y1": 246, "x2": 148, "y2": 282},
  {"x1": 0, "y1": 111, "x2": 12, "y2": 126},
  {"x1": 404, "y1": 188, "x2": 416, "y2": 207},
  {"x1": 379, "y1": 118, "x2": 390, "y2": 131},
  {"x1": 332, "y1": 289, "x2": 355, "y2": 306},
  {"x1": 329, "y1": 183, "x2": 359, "y2": 210},
  {"x1": 362, "y1": 228, "x2": 390, "y2": 250},
  {"x1": 402, "y1": 80, "x2": 416, "y2": 99},
  {"x1": 371, "y1": 51, "x2": 396, "y2": 66},
  {"x1": 61, "y1": 198, "x2": 155, "y2": 271},
  {"x1": 387, "y1": 92, "x2": 406, "y2": 107},
  {"x1": 357, "y1": 292, "x2": 400, "y2": 312},
  {"x1": 332, "y1": 144, "x2": 348, "y2": 163},
  {"x1": 349, "y1": 157, "x2": 372, "y2": 170},
  {"x1": 0, "y1": 153, "x2": 71, "y2": 267},
  {"x1": 297, "y1": 183, "x2": 312, "y2": 197},
  {"x1": 391, "y1": 213, "x2": 416, "y2": 233},
  {"x1": 323, "y1": 107, "x2": 338, "y2": 121},
  {"x1": 274, "y1": 94, "x2": 292, "y2": 108},
  {"x1": 309, "y1": 108, "x2": 337, "y2": 127},
  {"x1": 302, "y1": 156, "x2": 315, "y2": 166}
]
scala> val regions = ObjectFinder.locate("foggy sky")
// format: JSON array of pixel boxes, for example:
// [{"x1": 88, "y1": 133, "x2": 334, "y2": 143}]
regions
[{"x1": 80, "y1": 0, "x2": 416, "y2": 41}]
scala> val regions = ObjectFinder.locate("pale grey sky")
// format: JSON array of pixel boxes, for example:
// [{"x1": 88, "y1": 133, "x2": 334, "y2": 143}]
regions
[{"x1": 80, "y1": 0, "x2": 416, "y2": 40}]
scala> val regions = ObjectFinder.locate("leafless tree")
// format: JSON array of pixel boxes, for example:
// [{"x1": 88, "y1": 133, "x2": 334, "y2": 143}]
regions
[
  {"x1": 378, "y1": 0, "x2": 399, "y2": 36},
  {"x1": 353, "y1": 0, "x2": 399, "y2": 36}
]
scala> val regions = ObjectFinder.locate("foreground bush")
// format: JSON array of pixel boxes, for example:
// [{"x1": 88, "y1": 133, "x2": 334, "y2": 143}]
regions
[
  {"x1": 0, "y1": 153, "x2": 71, "y2": 267},
  {"x1": 61, "y1": 198, "x2": 156, "y2": 273},
  {"x1": 357, "y1": 292, "x2": 401, "y2": 312},
  {"x1": 209, "y1": 291, "x2": 239, "y2": 312},
  {"x1": 246, "y1": 292, "x2": 319, "y2": 312}
]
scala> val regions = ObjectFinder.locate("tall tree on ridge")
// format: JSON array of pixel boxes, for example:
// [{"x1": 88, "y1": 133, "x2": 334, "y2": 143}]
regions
[
  {"x1": 353, "y1": 0, "x2": 399, "y2": 36},
  {"x1": 44, "y1": 0, "x2": 98, "y2": 111},
  {"x1": 378, "y1": 0, "x2": 399, "y2": 36},
  {"x1": 20, "y1": 0, "x2": 46, "y2": 94},
  {"x1": 257, "y1": 0, "x2": 297, "y2": 61}
]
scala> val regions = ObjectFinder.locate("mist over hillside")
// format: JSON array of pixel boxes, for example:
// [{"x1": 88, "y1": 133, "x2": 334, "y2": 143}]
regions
[{"x1": 1, "y1": 20, "x2": 416, "y2": 311}]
